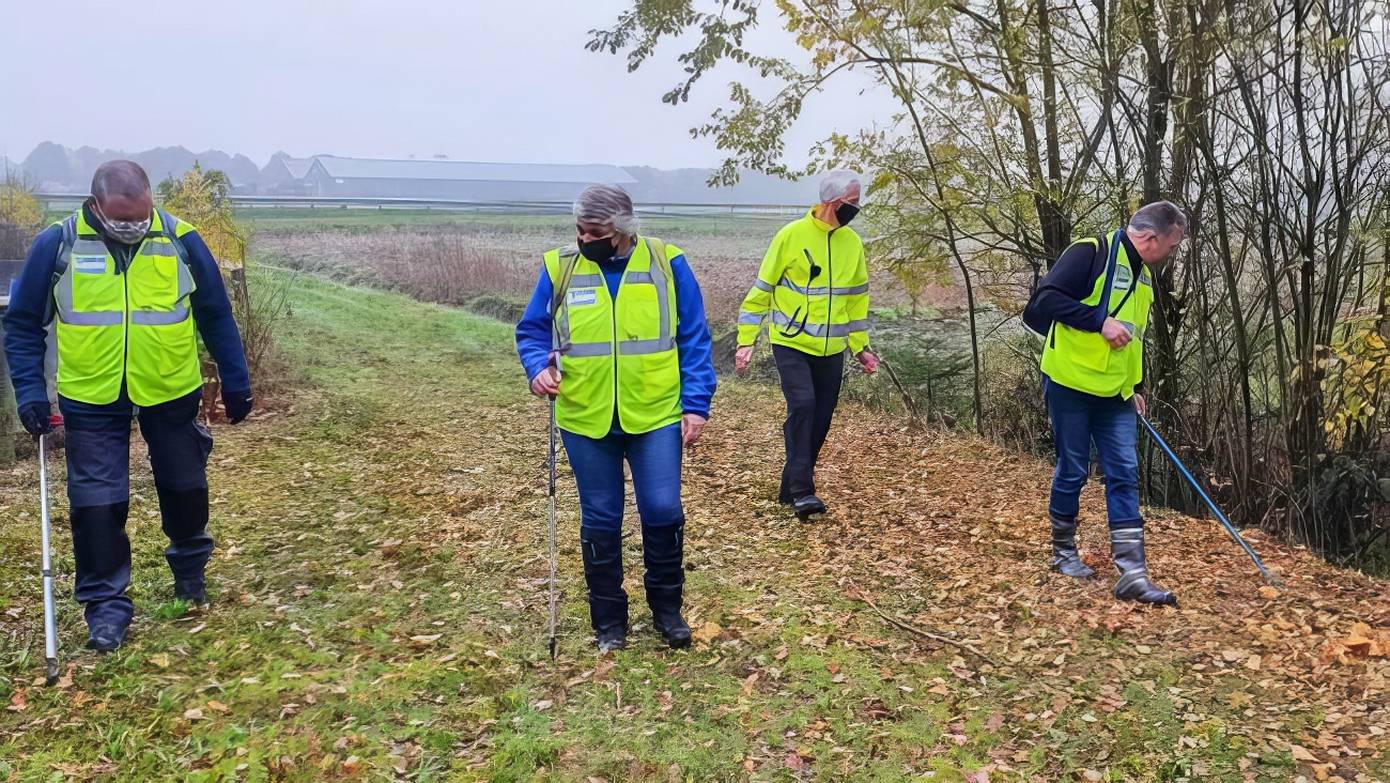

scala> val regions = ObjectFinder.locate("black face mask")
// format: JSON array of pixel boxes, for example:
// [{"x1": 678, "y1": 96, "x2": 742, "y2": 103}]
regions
[
  {"x1": 835, "y1": 203, "x2": 861, "y2": 226},
  {"x1": 578, "y1": 236, "x2": 618, "y2": 263}
]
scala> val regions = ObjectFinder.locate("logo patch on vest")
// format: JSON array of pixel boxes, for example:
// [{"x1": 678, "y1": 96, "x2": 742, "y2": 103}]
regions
[
  {"x1": 73, "y1": 255, "x2": 107, "y2": 275},
  {"x1": 567, "y1": 288, "x2": 598, "y2": 308},
  {"x1": 1112, "y1": 263, "x2": 1133, "y2": 289}
]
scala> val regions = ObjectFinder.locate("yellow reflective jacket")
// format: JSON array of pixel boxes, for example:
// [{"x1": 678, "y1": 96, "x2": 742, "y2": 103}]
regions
[{"x1": 736, "y1": 209, "x2": 870, "y2": 356}]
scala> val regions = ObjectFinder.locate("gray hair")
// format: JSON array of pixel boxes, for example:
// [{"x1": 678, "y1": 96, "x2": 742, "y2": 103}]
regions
[
  {"x1": 91, "y1": 160, "x2": 151, "y2": 201},
  {"x1": 573, "y1": 184, "x2": 639, "y2": 237},
  {"x1": 1129, "y1": 200, "x2": 1188, "y2": 238},
  {"x1": 819, "y1": 169, "x2": 862, "y2": 203}
]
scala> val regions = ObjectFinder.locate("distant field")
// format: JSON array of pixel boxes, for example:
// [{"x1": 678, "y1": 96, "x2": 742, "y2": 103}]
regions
[{"x1": 243, "y1": 208, "x2": 915, "y2": 330}]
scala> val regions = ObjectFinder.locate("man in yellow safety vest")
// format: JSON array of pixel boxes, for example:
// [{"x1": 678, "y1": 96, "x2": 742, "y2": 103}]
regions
[
  {"x1": 1022, "y1": 200, "x2": 1187, "y2": 605},
  {"x1": 3, "y1": 160, "x2": 252, "y2": 651}
]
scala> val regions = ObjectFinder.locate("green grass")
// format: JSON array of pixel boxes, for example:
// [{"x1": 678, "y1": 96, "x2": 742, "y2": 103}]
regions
[{"x1": 0, "y1": 268, "x2": 1372, "y2": 781}]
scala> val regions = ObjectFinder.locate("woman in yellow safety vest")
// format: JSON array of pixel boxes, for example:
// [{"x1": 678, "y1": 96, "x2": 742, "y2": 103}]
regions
[{"x1": 515, "y1": 185, "x2": 716, "y2": 652}]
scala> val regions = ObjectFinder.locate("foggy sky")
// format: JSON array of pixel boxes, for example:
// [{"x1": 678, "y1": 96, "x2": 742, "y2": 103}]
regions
[{"x1": 0, "y1": 1, "x2": 892, "y2": 170}]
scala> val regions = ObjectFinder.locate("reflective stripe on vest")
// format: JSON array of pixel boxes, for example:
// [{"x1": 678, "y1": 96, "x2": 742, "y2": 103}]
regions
[
  {"x1": 545, "y1": 238, "x2": 683, "y2": 438},
  {"x1": 52, "y1": 209, "x2": 202, "y2": 406}
]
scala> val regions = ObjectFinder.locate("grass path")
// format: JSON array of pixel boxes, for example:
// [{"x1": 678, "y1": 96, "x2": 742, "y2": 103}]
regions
[{"x1": 0, "y1": 271, "x2": 1386, "y2": 782}]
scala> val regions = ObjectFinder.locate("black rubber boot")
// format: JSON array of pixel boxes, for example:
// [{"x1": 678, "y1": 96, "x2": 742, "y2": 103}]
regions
[
  {"x1": 642, "y1": 524, "x2": 691, "y2": 649},
  {"x1": 580, "y1": 528, "x2": 628, "y2": 652},
  {"x1": 1049, "y1": 516, "x2": 1096, "y2": 579},
  {"x1": 157, "y1": 486, "x2": 213, "y2": 604},
  {"x1": 793, "y1": 494, "x2": 827, "y2": 521},
  {"x1": 1111, "y1": 527, "x2": 1177, "y2": 606}
]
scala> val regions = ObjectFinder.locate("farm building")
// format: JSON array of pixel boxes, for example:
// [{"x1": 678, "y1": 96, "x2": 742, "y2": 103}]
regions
[
  {"x1": 259, "y1": 153, "x2": 318, "y2": 195},
  {"x1": 300, "y1": 155, "x2": 637, "y2": 202}
]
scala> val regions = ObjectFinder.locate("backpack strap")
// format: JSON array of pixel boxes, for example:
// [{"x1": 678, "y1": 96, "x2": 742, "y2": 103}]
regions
[
  {"x1": 52, "y1": 215, "x2": 77, "y2": 277},
  {"x1": 156, "y1": 209, "x2": 193, "y2": 271},
  {"x1": 549, "y1": 249, "x2": 581, "y2": 354}
]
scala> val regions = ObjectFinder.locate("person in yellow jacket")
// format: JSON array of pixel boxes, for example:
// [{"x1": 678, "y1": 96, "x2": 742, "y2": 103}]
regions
[
  {"x1": 734, "y1": 171, "x2": 878, "y2": 520},
  {"x1": 1021, "y1": 200, "x2": 1187, "y2": 605}
]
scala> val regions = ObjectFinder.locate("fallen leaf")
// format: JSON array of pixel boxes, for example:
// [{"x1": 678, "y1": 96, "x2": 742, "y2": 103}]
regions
[
  {"x1": 409, "y1": 633, "x2": 442, "y2": 644},
  {"x1": 692, "y1": 622, "x2": 722, "y2": 644},
  {"x1": 184, "y1": 708, "x2": 205, "y2": 721},
  {"x1": 206, "y1": 700, "x2": 230, "y2": 713},
  {"x1": 1290, "y1": 744, "x2": 1319, "y2": 763},
  {"x1": 1258, "y1": 586, "x2": 1280, "y2": 599},
  {"x1": 149, "y1": 653, "x2": 171, "y2": 669}
]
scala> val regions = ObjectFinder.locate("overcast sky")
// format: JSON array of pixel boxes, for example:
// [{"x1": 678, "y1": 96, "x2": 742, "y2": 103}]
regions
[{"x1": 0, "y1": 1, "x2": 894, "y2": 169}]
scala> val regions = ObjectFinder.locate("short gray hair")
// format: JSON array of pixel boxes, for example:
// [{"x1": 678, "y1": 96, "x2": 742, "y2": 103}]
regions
[
  {"x1": 1129, "y1": 200, "x2": 1188, "y2": 237},
  {"x1": 573, "y1": 184, "x2": 639, "y2": 237},
  {"x1": 91, "y1": 160, "x2": 151, "y2": 201},
  {"x1": 819, "y1": 170, "x2": 862, "y2": 203}
]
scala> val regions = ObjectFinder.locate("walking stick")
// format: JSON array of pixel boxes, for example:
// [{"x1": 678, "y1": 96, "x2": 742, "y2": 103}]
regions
[
  {"x1": 546, "y1": 393, "x2": 560, "y2": 660},
  {"x1": 38, "y1": 433, "x2": 60, "y2": 686},
  {"x1": 1139, "y1": 415, "x2": 1282, "y2": 587}
]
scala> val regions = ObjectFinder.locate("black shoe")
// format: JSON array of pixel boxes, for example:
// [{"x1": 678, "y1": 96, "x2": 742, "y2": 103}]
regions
[
  {"x1": 86, "y1": 622, "x2": 128, "y2": 653},
  {"x1": 793, "y1": 495, "x2": 827, "y2": 520},
  {"x1": 580, "y1": 528, "x2": 629, "y2": 651},
  {"x1": 642, "y1": 524, "x2": 692, "y2": 649},
  {"x1": 1111, "y1": 527, "x2": 1177, "y2": 606},
  {"x1": 1049, "y1": 516, "x2": 1096, "y2": 579},
  {"x1": 175, "y1": 580, "x2": 208, "y2": 605}
]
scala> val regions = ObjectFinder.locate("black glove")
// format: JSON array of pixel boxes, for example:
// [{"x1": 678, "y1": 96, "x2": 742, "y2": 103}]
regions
[
  {"x1": 222, "y1": 388, "x2": 253, "y2": 424},
  {"x1": 18, "y1": 401, "x2": 53, "y2": 436}
]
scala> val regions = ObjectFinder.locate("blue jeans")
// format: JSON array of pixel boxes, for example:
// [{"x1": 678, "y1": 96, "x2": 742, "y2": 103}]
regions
[
  {"x1": 560, "y1": 422, "x2": 684, "y2": 533},
  {"x1": 1045, "y1": 379, "x2": 1142, "y2": 529}
]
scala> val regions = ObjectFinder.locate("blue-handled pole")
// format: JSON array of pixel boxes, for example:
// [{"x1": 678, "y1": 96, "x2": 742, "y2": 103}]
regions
[{"x1": 1139, "y1": 415, "x2": 1281, "y2": 586}]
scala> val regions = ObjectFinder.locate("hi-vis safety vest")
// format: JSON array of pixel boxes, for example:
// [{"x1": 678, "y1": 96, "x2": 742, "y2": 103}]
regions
[
  {"x1": 736, "y1": 209, "x2": 870, "y2": 357},
  {"x1": 51, "y1": 209, "x2": 203, "y2": 407},
  {"x1": 1040, "y1": 230, "x2": 1154, "y2": 400},
  {"x1": 545, "y1": 237, "x2": 683, "y2": 439}
]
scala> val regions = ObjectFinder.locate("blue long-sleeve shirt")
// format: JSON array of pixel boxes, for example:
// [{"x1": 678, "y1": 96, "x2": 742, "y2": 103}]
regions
[
  {"x1": 515, "y1": 245, "x2": 716, "y2": 420},
  {"x1": 3, "y1": 213, "x2": 252, "y2": 408}
]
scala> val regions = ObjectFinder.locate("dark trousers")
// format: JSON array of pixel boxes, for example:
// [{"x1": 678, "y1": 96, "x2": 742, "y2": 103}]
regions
[
  {"x1": 60, "y1": 389, "x2": 215, "y2": 626},
  {"x1": 773, "y1": 344, "x2": 845, "y2": 500}
]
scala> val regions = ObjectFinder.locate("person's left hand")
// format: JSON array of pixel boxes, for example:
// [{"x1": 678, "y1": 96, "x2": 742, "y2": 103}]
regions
[
  {"x1": 222, "y1": 388, "x2": 253, "y2": 424},
  {"x1": 857, "y1": 350, "x2": 880, "y2": 375},
  {"x1": 1133, "y1": 393, "x2": 1147, "y2": 418},
  {"x1": 681, "y1": 413, "x2": 708, "y2": 448}
]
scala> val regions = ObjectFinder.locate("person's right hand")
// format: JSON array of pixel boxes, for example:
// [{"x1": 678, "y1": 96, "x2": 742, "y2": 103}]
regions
[
  {"x1": 734, "y1": 346, "x2": 754, "y2": 375},
  {"x1": 1101, "y1": 317, "x2": 1133, "y2": 350},
  {"x1": 18, "y1": 401, "x2": 53, "y2": 436},
  {"x1": 530, "y1": 367, "x2": 561, "y2": 397}
]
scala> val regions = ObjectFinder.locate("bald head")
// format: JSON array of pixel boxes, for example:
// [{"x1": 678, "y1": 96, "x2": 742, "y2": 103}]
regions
[{"x1": 91, "y1": 160, "x2": 153, "y2": 222}]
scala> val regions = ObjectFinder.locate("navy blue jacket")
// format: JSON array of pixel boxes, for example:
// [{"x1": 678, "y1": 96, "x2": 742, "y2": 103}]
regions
[
  {"x1": 1024, "y1": 230, "x2": 1146, "y2": 334},
  {"x1": 3, "y1": 208, "x2": 251, "y2": 408},
  {"x1": 515, "y1": 245, "x2": 716, "y2": 421}
]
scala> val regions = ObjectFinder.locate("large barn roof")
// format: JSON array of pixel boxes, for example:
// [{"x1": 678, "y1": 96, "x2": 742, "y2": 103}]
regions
[
  {"x1": 281, "y1": 157, "x2": 315, "y2": 179},
  {"x1": 311, "y1": 156, "x2": 636, "y2": 185}
]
